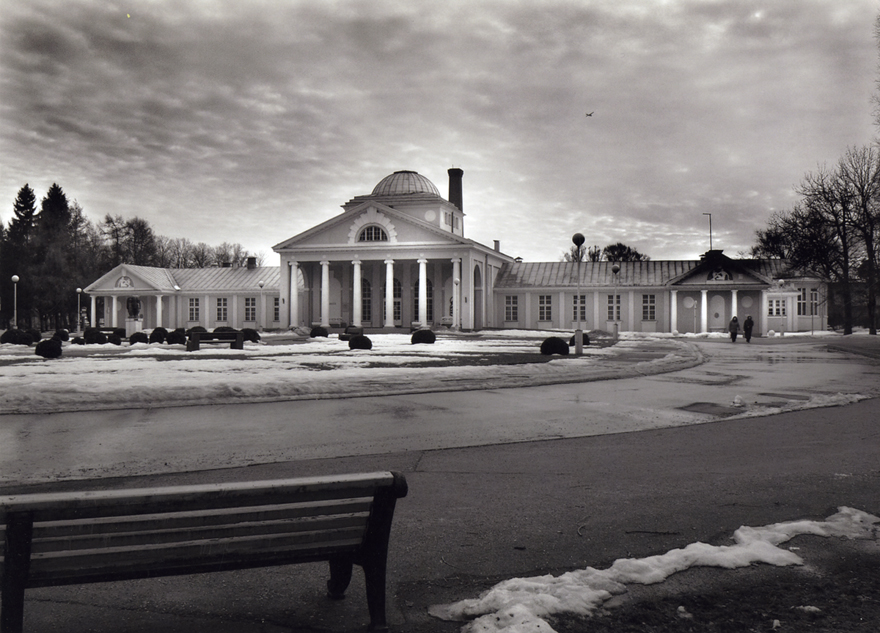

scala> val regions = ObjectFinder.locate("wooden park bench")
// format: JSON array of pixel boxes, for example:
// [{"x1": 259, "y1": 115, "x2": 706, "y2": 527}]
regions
[
  {"x1": 0, "y1": 472, "x2": 408, "y2": 632},
  {"x1": 186, "y1": 330, "x2": 244, "y2": 351}
]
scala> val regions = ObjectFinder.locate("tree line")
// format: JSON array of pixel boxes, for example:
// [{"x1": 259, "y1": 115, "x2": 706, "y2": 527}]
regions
[
  {"x1": 0, "y1": 183, "x2": 262, "y2": 330},
  {"x1": 750, "y1": 145, "x2": 879, "y2": 335}
]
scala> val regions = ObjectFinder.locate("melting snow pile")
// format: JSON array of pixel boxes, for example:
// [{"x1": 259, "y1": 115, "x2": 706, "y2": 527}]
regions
[{"x1": 429, "y1": 507, "x2": 880, "y2": 633}]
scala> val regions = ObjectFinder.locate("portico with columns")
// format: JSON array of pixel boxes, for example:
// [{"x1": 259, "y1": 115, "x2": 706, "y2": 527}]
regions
[{"x1": 274, "y1": 169, "x2": 513, "y2": 331}]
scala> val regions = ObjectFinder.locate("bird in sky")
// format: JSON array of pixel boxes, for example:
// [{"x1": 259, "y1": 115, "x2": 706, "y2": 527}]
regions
[{"x1": 585, "y1": 112, "x2": 594, "y2": 117}]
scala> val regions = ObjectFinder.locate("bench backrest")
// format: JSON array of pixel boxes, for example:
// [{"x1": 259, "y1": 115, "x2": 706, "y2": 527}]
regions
[{"x1": 0, "y1": 472, "x2": 407, "y2": 588}]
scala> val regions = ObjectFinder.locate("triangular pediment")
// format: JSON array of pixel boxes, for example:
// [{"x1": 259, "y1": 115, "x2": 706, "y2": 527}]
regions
[
  {"x1": 273, "y1": 201, "x2": 469, "y2": 252},
  {"x1": 669, "y1": 251, "x2": 773, "y2": 286},
  {"x1": 84, "y1": 264, "x2": 176, "y2": 293}
]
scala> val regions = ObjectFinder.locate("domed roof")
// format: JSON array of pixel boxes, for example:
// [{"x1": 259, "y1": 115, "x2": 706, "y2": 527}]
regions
[{"x1": 371, "y1": 171, "x2": 441, "y2": 197}]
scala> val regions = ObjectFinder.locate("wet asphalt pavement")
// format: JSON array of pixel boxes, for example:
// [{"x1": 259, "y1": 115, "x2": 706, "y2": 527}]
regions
[{"x1": 2, "y1": 335, "x2": 880, "y2": 632}]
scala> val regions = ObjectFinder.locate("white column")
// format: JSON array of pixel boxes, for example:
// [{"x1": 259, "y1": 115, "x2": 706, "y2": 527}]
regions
[
  {"x1": 289, "y1": 262, "x2": 299, "y2": 328},
  {"x1": 761, "y1": 291, "x2": 769, "y2": 335},
  {"x1": 731, "y1": 289, "x2": 738, "y2": 319},
  {"x1": 90, "y1": 295, "x2": 96, "y2": 329},
  {"x1": 352, "y1": 259, "x2": 362, "y2": 327},
  {"x1": 156, "y1": 295, "x2": 163, "y2": 329},
  {"x1": 111, "y1": 295, "x2": 118, "y2": 328},
  {"x1": 451, "y1": 258, "x2": 461, "y2": 330},
  {"x1": 417, "y1": 258, "x2": 428, "y2": 327},
  {"x1": 670, "y1": 290, "x2": 678, "y2": 333},
  {"x1": 320, "y1": 260, "x2": 330, "y2": 327},
  {"x1": 593, "y1": 290, "x2": 600, "y2": 331},
  {"x1": 700, "y1": 289, "x2": 708, "y2": 333},
  {"x1": 384, "y1": 259, "x2": 395, "y2": 328}
]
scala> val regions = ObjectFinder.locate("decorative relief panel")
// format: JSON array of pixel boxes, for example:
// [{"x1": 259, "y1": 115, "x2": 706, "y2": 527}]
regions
[{"x1": 348, "y1": 208, "x2": 398, "y2": 244}]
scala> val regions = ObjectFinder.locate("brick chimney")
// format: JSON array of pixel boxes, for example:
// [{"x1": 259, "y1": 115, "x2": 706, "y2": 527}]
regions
[{"x1": 448, "y1": 167, "x2": 463, "y2": 211}]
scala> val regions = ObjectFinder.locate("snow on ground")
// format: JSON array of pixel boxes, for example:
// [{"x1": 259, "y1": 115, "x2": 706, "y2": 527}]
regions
[
  {"x1": 428, "y1": 507, "x2": 880, "y2": 633},
  {"x1": 0, "y1": 329, "x2": 869, "y2": 415}
]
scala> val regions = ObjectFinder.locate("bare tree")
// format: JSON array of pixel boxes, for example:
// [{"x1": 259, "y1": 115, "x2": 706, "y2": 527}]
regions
[{"x1": 190, "y1": 242, "x2": 214, "y2": 268}]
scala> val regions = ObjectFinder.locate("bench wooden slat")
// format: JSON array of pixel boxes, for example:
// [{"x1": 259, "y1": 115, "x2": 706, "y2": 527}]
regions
[
  {"x1": 26, "y1": 531, "x2": 367, "y2": 586},
  {"x1": 0, "y1": 473, "x2": 397, "y2": 522},
  {"x1": 29, "y1": 512, "x2": 370, "y2": 554},
  {"x1": 29, "y1": 498, "x2": 373, "y2": 539}
]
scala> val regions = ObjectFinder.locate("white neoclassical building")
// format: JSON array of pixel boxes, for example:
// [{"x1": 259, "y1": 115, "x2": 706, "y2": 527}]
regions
[{"x1": 84, "y1": 167, "x2": 828, "y2": 336}]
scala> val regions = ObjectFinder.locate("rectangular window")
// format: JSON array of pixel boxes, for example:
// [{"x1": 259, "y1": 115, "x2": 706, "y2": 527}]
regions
[
  {"x1": 189, "y1": 298, "x2": 200, "y2": 322},
  {"x1": 607, "y1": 294, "x2": 621, "y2": 321},
  {"x1": 216, "y1": 297, "x2": 228, "y2": 322},
  {"x1": 245, "y1": 297, "x2": 256, "y2": 321},
  {"x1": 768, "y1": 299, "x2": 786, "y2": 317},
  {"x1": 505, "y1": 295, "x2": 518, "y2": 321},
  {"x1": 810, "y1": 288, "x2": 819, "y2": 316},
  {"x1": 572, "y1": 295, "x2": 587, "y2": 323},
  {"x1": 274, "y1": 297, "x2": 280, "y2": 322},
  {"x1": 642, "y1": 294, "x2": 656, "y2": 321},
  {"x1": 797, "y1": 288, "x2": 819, "y2": 316},
  {"x1": 538, "y1": 295, "x2": 552, "y2": 321}
]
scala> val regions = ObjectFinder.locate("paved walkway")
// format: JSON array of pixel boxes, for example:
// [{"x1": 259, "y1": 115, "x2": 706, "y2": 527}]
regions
[{"x1": 3, "y1": 335, "x2": 879, "y2": 632}]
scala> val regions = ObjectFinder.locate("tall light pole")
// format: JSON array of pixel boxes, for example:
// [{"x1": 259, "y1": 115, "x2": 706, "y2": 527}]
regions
[
  {"x1": 572, "y1": 233, "x2": 585, "y2": 355},
  {"x1": 76, "y1": 288, "x2": 82, "y2": 333},
  {"x1": 611, "y1": 264, "x2": 620, "y2": 341},
  {"x1": 11, "y1": 275, "x2": 19, "y2": 329},
  {"x1": 257, "y1": 280, "x2": 264, "y2": 331}
]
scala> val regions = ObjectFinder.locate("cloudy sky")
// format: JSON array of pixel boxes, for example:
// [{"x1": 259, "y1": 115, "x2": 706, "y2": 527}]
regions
[{"x1": 1, "y1": 0, "x2": 878, "y2": 264}]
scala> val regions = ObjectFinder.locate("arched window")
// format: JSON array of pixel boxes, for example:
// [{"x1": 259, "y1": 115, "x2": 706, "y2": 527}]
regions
[
  {"x1": 358, "y1": 226, "x2": 388, "y2": 242},
  {"x1": 414, "y1": 279, "x2": 434, "y2": 321},
  {"x1": 361, "y1": 278, "x2": 372, "y2": 322}
]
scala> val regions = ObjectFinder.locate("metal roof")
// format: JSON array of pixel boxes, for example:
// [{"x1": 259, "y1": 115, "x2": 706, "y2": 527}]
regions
[{"x1": 371, "y1": 170, "x2": 441, "y2": 197}]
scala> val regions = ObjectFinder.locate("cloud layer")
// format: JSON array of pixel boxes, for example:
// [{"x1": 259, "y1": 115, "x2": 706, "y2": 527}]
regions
[{"x1": 1, "y1": 0, "x2": 876, "y2": 263}]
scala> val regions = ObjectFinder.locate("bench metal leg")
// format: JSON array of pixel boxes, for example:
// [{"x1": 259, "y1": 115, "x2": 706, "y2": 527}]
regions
[
  {"x1": 1, "y1": 513, "x2": 34, "y2": 633},
  {"x1": 362, "y1": 559, "x2": 388, "y2": 631},
  {"x1": 326, "y1": 556, "x2": 353, "y2": 599}
]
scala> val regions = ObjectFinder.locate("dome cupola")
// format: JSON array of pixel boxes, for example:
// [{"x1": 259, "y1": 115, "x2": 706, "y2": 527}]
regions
[{"x1": 371, "y1": 171, "x2": 441, "y2": 197}]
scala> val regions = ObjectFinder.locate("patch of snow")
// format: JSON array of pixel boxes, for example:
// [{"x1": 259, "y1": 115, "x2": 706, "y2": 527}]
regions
[{"x1": 429, "y1": 507, "x2": 880, "y2": 633}]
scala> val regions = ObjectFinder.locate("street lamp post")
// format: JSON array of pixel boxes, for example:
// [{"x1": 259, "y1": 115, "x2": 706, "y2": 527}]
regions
[
  {"x1": 572, "y1": 233, "x2": 585, "y2": 355},
  {"x1": 76, "y1": 288, "x2": 82, "y2": 333},
  {"x1": 611, "y1": 264, "x2": 620, "y2": 340},
  {"x1": 11, "y1": 275, "x2": 19, "y2": 329},
  {"x1": 257, "y1": 280, "x2": 264, "y2": 331}
]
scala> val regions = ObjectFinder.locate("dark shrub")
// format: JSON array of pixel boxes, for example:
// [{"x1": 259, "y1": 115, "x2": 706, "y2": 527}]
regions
[
  {"x1": 568, "y1": 333, "x2": 590, "y2": 347},
  {"x1": 411, "y1": 329, "x2": 436, "y2": 345},
  {"x1": 540, "y1": 336, "x2": 570, "y2": 356},
  {"x1": 1, "y1": 329, "x2": 34, "y2": 345},
  {"x1": 241, "y1": 328, "x2": 261, "y2": 343},
  {"x1": 348, "y1": 334, "x2": 372, "y2": 350},
  {"x1": 166, "y1": 330, "x2": 187, "y2": 345},
  {"x1": 113, "y1": 328, "x2": 126, "y2": 338},
  {"x1": 214, "y1": 326, "x2": 237, "y2": 333},
  {"x1": 27, "y1": 328, "x2": 42, "y2": 342},
  {"x1": 72, "y1": 336, "x2": 85, "y2": 345},
  {"x1": 187, "y1": 326, "x2": 208, "y2": 335},
  {"x1": 35, "y1": 338, "x2": 62, "y2": 359},
  {"x1": 53, "y1": 329, "x2": 70, "y2": 342},
  {"x1": 83, "y1": 327, "x2": 107, "y2": 345},
  {"x1": 108, "y1": 333, "x2": 122, "y2": 345},
  {"x1": 129, "y1": 331, "x2": 149, "y2": 345},
  {"x1": 310, "y1": 326, "x2": 329, "y2": 338},
  {"x1": 149, "y1": 327, "x2": 168, "y2": 344}
]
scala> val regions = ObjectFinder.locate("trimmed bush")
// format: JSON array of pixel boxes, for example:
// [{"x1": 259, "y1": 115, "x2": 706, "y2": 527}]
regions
[
  {"x1": 71, "y1": 336, "x2": 85, "y2": 345},
  {"x1": 187, "y1": 326, "x2": 208, "y2": 335},
  {"x1": 411, "y1": 329, "x2": 436, "y2": 345},
  {"x1": 83, "y1": 328, "x2": 107, "y2": 345},
  {"x1": 348, "y1": 334, "x2": 372, "y2": 350},
  {"x1": 149, "y1": 327, "x2": 168, "y2": 344},
  {"x1": 35, "y1": 338, "x2": 62, "y2": 359},
  {"x1": 129, "y1": 331, "x2": 149, "y2": 345},
  {"x1": 540, "y1": 336, "x2": 570, "y2": 356},
  {"x1": 113, "y1": 328, "x2": 126, "y2": 338},
  {"x1": 1, "y1": 329, "x2": 34, "y2": 345},
  {"x1": 108, "y1": 333, "x2": 122, "y2": 345},
  {"x1": 241, "y1": 328, "x2": 261, "y2": 343},
  {"x1": 214, "y1": 326, "x2": 237, "y2": 333},
  {"x1": 27, "y1": 328, "x2": 42, "y2": 342},
  {"x1": 310, "y1": 326, "x2": 329, "y2": 338},
  {"x1": 53, "y1": 329, "x2": 70, "y2": 342},
  {"x1": 166, "y1": 330, "x2": 187, "y2": 345},
  {"x1": 568, "y1": 333, "x2": 590, "y2": 347}
]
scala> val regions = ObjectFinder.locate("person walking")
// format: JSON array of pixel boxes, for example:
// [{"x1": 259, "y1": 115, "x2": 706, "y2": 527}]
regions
[
  {"x1": 743, "y1": 315, "x2": 754, "y2": 343},
  {"x1": 729, "y1": 316, "x2": 740, "y2": 343}
]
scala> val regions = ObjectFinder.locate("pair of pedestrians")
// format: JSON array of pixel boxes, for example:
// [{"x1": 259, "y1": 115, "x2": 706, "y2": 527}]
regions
[{"x1": 729, "y1": 315, "x2": 754, "y2": 343}]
